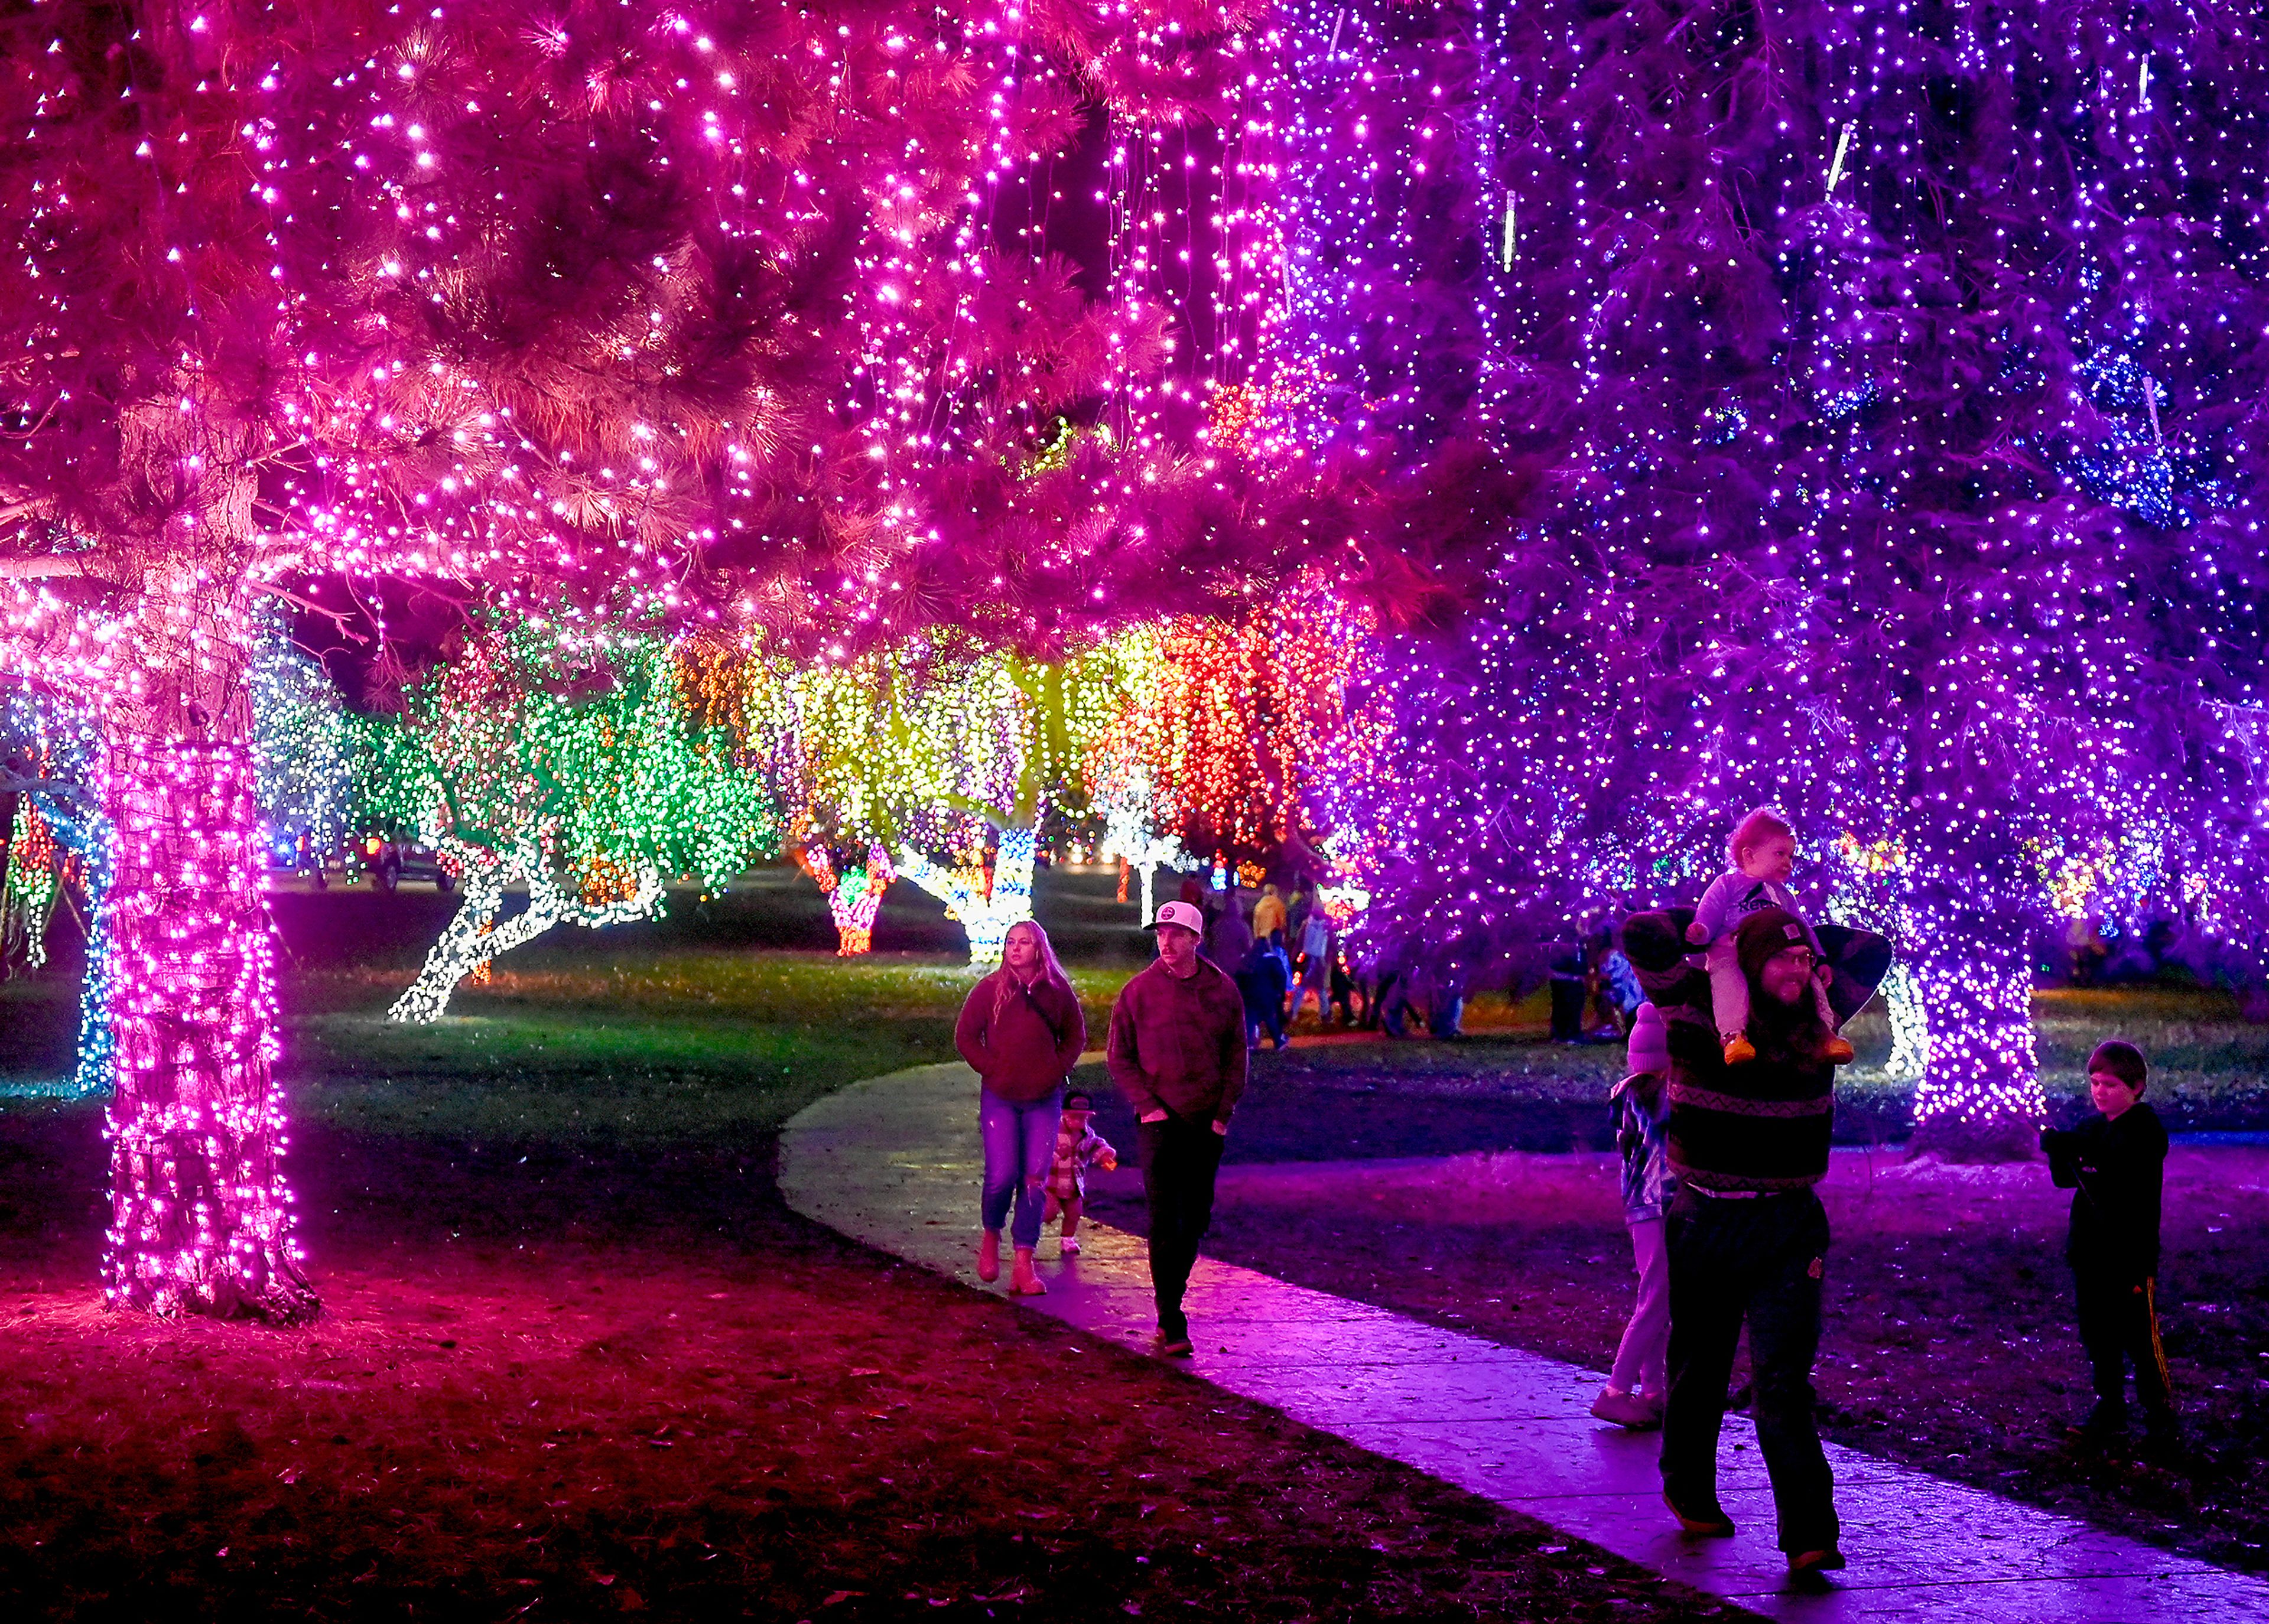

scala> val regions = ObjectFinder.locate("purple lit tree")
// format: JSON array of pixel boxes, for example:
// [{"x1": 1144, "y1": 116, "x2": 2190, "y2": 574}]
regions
[{"x1": 1363, "y1": 0, "x2": 2269, "y2": 1156}]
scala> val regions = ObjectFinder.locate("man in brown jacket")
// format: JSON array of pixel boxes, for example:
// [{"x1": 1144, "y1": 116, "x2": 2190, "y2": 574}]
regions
[{"x1": 1106, "y1": 900, "x2": 1249, "y2": 1356}]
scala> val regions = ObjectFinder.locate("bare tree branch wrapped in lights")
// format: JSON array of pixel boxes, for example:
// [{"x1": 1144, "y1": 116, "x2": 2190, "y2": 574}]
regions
[{"x1": 1091, "y1": 753, "x2": 1198, "y2": 926}]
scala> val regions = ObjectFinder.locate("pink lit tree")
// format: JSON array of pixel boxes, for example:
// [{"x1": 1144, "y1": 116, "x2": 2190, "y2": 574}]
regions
[
  {"x1": 0, "y1": 0, "x2": 1156, "y2": 1317},
  {"x1": 792, "y1": 835, "x2": 897, "y2": 957}
]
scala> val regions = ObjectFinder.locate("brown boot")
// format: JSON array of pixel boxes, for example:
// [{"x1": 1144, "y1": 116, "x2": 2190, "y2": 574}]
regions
[
  {"x1": 1820, "y1": 1034, "x2": 1857, "y2": 1065},
  {"x1": 1009, "y1": 1247, "x2": 1047, "y2": 1296},
  {"x1": 977, "y1": 1230, "x2": 1001, "y2": 1283},
  {"x1": 1722, "y1": 1032, "x2": 1757, "y2": 1066}
]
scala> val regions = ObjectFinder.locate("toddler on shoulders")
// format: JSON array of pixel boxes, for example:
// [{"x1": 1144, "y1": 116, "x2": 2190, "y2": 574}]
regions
[{"x1": 1685, "y1": 808, "x2": 1853, "y2": 1068}]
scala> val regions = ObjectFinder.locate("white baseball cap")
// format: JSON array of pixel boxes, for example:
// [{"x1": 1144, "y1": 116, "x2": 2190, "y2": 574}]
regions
[{"x1": 1148, "y1": 900, "x2": 1205, "y2": 935}]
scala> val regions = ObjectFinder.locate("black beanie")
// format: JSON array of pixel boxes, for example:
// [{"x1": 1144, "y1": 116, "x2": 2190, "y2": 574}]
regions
[{"x1": 1734, "y1": 907, "x2": 1813, "y2": 987}]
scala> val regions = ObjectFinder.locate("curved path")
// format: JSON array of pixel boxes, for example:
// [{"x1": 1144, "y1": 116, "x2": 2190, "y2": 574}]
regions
[{"x1": 782, "y1": 1062, "x2": 2269, "y2": 1622}]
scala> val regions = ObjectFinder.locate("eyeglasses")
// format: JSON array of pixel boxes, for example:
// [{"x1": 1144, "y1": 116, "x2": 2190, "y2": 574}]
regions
[{"x1": 1774, "y1": 948, "x2": 1820, "y2": 969}]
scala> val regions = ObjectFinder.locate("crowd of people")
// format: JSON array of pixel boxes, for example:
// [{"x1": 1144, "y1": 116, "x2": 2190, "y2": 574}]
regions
[
  {"x1": 950, "y1": 811, "x2": 2179, "y2": 1580},
  {"x1": 1162, "y1": 873, "x2": 1470, "y2": 1044}
]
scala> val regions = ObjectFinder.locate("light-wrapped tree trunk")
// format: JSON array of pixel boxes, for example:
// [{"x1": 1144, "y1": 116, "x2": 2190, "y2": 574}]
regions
[
  {"x1": 90, "y1": 393, "x2": 317, "y2": 1319},
  {"x1": 1880, "y1": 959, "x2": 1929, "y2": 1081},
  {"x1": 897, "y1": 826, "x2": 1036, "y2": 966},
  {"x1": 102, "y1": 721, "x2": 315, "y2": 1320},
  {"x1": 797, "y1": 841, "x2": 895, "y2": 955},
  {"x1": 1909, "y1": 915, "x2": 2045, "y2": 1160}
]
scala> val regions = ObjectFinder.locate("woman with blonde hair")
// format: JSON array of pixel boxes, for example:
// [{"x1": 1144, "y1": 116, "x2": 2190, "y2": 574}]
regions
[{"x1": 954, "y1": 919, "x2": 1087, "y2": 1294}]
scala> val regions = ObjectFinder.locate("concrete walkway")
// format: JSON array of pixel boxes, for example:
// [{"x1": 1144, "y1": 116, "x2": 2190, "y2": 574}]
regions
[{"x1": 780, "y1": 1063, "x2": 2269, "y2": 1622}]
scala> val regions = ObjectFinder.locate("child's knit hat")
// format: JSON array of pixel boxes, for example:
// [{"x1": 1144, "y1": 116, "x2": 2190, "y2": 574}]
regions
[{"x1": 1626, "y1": 1001, "x2": 1670, "y2": 1076}]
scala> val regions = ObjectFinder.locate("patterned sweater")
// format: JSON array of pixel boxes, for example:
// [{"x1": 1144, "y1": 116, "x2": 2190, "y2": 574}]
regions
[
  {"x1": 1045, "y1": 1112, "x2": 1117, "y2": 1202},
  {"x1": 1662, "y1": 1008, "x2": 1836, "y2": 1193},
  {"x1": 1609, "y1": 1071, "x2": 1678, "y2": 1222}
]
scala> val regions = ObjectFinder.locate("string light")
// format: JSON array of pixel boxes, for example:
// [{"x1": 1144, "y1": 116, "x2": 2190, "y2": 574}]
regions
[
  {"x1": 102, "y1": 738, "x2": 311, "y2": 1320},
  {"x1": 0, "y1": 692, "x2": 113, "y2": 1098},
  {"x1": 1086, "y1": 572, "x2": 1392, "y2": 899},
  {"x1": 250, "y1": 623, "x2": 353, "y2": 876},
  {"x1": 794, "y1": 835, "x2": 895, "y2": 956},
  {"x1": 2, "y1": 795, "x2": 61, "y2": 973}
]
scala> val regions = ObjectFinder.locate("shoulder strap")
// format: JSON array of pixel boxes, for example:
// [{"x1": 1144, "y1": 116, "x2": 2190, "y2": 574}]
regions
[{"x1": 1018, "y1": 978, "x2": 1067, "y2": 1050}]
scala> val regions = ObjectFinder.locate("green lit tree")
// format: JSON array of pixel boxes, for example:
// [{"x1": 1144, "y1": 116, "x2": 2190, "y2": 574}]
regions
[{"x1": 356, "y1": 619, "x2": 779, "y2": 1021}]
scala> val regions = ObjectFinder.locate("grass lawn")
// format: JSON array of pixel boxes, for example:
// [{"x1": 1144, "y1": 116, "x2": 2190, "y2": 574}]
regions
[
  {"x1": 0, "y1": 875, "x2": 1734, "y2": 1623},
  {"x1": 1206, "y1": 982, "x2": 2269, "y2": 1153}
]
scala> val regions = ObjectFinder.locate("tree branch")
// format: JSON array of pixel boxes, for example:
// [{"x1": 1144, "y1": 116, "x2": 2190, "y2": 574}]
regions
[
  {"x1": 249, "y1": 578, "x2": 360, "y2": 636},
  {"x1": 0, "y1": 556, "x2": 96, "y2": 581}
]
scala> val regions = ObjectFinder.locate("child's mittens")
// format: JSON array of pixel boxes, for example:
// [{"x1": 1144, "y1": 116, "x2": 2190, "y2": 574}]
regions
[{"x1": 1684, "y1": 919, "x2": 1711, "y2": 946}]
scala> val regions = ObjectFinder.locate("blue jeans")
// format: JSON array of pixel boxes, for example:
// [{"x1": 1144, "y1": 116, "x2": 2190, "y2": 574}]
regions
[{"x1": 980, "y1": 1086, "x2": 1062, "y2": 1249}]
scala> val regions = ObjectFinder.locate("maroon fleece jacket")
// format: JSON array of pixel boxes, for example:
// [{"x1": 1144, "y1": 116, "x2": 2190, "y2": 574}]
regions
[
  {"x1": 955, "y1": 970, "x2": 1087, "y2": 1102},
  {"x1": 1105, "y1": 957, "x2": 1249, "y2": 1123}
]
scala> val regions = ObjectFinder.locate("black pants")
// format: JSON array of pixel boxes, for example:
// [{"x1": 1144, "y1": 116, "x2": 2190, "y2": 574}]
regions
[
  {"x1": 1548, "y1": 976, "x2": 1585, "y2": 1040},
  {"x1": 1241, "y1": 985, "x2": 1284, "y2": 1048},
  {"x1": 2074, "y1": 1267, "x2": 2173, "y2": 1414},
  {"x1": 1139, "y1": 1114, "x2": 1225, "y2": 1340},
  {"x1": 1660, "y1": 1187, "x2": 1838, "y2": 1555}
]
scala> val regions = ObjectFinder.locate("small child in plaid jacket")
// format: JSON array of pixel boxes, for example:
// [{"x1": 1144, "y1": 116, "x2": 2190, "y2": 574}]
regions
[{"x1": 1044, "y1": 1090, "x2": 1118, "y2": 1255}]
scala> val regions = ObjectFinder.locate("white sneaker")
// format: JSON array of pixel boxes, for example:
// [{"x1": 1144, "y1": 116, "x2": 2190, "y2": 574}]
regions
[{"x1": 1591, "y1": 1388, "x2": 1662, "y2": 1430}]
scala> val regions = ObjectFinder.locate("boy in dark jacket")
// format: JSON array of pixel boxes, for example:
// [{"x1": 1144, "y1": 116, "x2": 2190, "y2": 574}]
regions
[{"x1": 2040, "y1": 1039, "x2": 2175, "y2": 1443}]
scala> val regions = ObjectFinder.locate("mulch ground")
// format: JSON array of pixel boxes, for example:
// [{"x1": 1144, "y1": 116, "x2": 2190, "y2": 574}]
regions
[
  {"x1": 0, "y1": 1105, "x2": 1748, "y2": 1623},
  {"x1": 1081, "y1": 1134, "x2": 2269, "y2": 1577}
]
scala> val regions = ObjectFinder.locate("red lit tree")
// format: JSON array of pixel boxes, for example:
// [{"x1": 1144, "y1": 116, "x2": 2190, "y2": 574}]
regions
[{"x1": 1089, "y1": 573, "x2": 1391, "y2": 877}]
